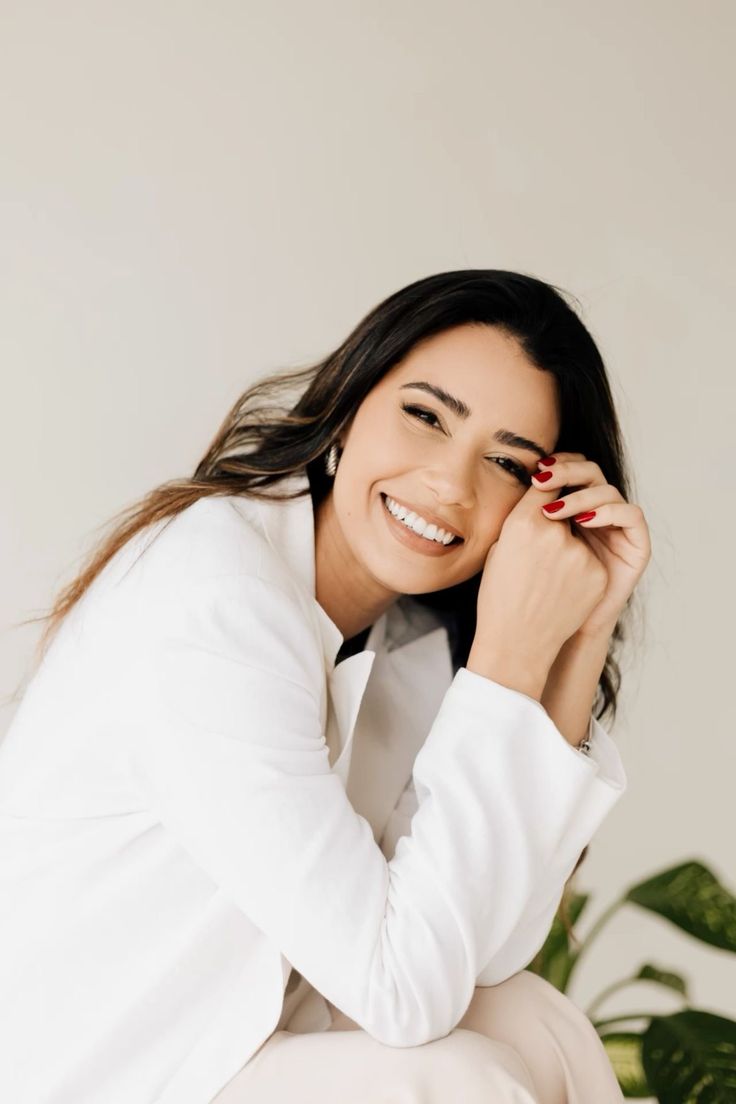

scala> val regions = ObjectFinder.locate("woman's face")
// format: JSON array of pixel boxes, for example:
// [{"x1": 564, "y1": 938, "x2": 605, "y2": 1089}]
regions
[{"x1": 327, "y1": 322, "x2": 561, "y2": 601}]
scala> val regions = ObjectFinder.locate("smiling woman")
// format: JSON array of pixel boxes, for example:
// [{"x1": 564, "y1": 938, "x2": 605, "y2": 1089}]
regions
[
  {"x1": 24, "y1": 269, "x2": 633, "y2": 724},
  {"x1": 4, "y1": 269, "x2": 638, "y2": 1103}
]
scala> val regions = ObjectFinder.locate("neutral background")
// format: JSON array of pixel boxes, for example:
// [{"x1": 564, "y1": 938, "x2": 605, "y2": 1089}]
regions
[{"x1": 1, "y1": 0, "x2": 733, "y2": 1085}]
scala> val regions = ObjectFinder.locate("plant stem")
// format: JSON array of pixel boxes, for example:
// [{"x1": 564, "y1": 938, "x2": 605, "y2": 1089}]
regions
[
  {"x1": 585, "y1": 977, "x2": 636, "y2": 1019},
  {"x1": 592, "y1": 1011, "x2": 658, "y2": 1031},
  {"x1": 566, "y1": 893, "x2": 626, "y2": 988}
]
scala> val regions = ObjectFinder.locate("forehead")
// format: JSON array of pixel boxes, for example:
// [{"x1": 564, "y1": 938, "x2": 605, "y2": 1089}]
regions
[
  {"x1": 382, "y1": 324, "x2": 560, "y2": 434},
  {"x1": 392, "y1": 324, "x2": 533, "y2": 380}
]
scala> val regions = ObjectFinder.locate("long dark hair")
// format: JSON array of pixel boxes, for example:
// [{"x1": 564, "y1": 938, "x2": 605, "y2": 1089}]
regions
[{"x1": 21, "y1": 269, "x2": 639, "y2": 938}]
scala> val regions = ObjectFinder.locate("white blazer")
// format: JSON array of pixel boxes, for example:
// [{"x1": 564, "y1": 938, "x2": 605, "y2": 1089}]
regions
[{"x1": 0, "y1": 470, "x2": 627, "y2": 1104}]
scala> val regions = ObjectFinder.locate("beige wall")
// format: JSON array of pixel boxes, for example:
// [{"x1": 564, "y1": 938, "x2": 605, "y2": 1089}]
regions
[{"x1": 1, "y1": 0, "x2": 734, "y2": 1063}]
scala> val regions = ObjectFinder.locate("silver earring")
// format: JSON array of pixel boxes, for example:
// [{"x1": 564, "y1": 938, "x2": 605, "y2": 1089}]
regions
[{"x1": 324, "y1": 442, "x2": 340, "y2": 477}]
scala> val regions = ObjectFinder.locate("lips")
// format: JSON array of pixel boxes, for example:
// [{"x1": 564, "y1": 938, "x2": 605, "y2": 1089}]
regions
[
  {"x1": 380, "y1": 493, "x2": 464, "y2": 542},
  {"x1": 380, "y1": 494, "x2": 463, "y2": 556}
]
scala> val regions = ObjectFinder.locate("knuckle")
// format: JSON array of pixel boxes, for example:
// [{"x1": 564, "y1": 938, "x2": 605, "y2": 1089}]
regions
[
  {"x1": 541, "y1": 520, "x2": 567, "y2": 545},
  {"x1": 512, "y1": 513, "x2": 536, "y2": 535}
]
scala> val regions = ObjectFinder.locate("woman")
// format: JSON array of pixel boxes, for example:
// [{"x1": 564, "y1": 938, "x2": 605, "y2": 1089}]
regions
[{"x1": 0, "y1": 270, "x2": 650, "y2": 1103}]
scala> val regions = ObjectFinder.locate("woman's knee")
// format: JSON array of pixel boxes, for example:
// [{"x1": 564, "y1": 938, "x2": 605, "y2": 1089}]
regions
[
  {"x1": 462, "y1": 968, "x2": 597, "y2": 1041},
  {"x1": 236, "y1": 1024, "x2": 537, "y2": 1103},
  {"x1": 458, "y1": 970, "x2": 608, "y2": 1104},
  {"x1": 391, "y1": 1027, "x2": 538, "y2": 1102},
  {"x1": 503, "y1": 969, "x2": 602, "y2": 1042}
]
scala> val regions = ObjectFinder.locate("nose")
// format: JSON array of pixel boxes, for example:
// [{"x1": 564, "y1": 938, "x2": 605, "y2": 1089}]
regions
[{"x1": 422, "y1": 465, "x2": 475, "y2": 512}]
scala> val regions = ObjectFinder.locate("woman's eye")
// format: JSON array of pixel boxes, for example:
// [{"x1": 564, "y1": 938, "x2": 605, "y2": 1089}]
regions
[
  {"x1": 402, "y1": 403, "x2": 440, "y2": 428},
  {"x1": 492, "y1": 457, "x2": 532, "y2": 486},
  {"x1": 401, "y1": 403, "x2": 529, "y2": 486}
]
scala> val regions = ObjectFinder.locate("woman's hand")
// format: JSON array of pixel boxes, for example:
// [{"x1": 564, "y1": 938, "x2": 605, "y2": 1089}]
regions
[
  {"x1": 531, "y1": 451, "x2": 652, "y2": 637},
  {"x1": 471, "y1": 474, "x2": 610, "y2": 690}
]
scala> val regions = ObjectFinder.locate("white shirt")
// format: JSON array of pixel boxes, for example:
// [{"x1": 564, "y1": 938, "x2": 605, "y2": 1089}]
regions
[{"x1": 0, "y1": 471, "x2": 627, "y2": 1103}]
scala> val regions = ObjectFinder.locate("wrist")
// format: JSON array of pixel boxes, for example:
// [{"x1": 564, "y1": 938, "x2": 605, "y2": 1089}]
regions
[
  {"x1": 571, "y1": 623, "x2": 617, "y2": 647},
  {"x1": 466, "y1": 640, "x2": 552, "y2": 703},
  {"x1": 575, "y1": 614, "x2": 620, "y2": 642}
]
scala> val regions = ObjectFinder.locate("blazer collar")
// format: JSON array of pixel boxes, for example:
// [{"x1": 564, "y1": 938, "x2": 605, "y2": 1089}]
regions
[{"x1": 249, "y1": 470, "x2": 345, "y2": 667}]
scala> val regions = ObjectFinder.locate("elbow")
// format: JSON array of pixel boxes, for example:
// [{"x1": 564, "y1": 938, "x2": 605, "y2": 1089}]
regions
[{"x1": 357, "y1": 973, "x2": 475, "y2": 1049}]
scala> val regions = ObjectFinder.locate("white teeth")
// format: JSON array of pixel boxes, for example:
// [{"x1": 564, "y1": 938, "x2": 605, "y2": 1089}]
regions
[{"x1": 384, "y1": 495, "x2": 458, "y2": 545}]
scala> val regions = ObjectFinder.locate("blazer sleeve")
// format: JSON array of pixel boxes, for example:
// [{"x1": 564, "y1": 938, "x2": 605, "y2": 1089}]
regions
[
  {"x1": 378, "y1": 712, "x2": 626, "y2": 988},
  {"x1": 471, "y1": 707, "x2": 625, "y2": 985},
  {"x1": 128, "y1": 571, "x2": 626, "y2": 1048},
  {"x1": 379, "y1": 714, "x2": 619, "y2": 849}
]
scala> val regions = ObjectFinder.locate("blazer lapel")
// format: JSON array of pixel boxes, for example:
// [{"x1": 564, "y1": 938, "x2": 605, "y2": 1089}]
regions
[
  {"x1": 243, "y1": 473, "x2": 381, "y2": 782},
  {"x1": 249, "y1": 471, "x2": 345, "y2": 673},
  {"x1": 344, "y1": 625, "x2": 453, "y2": 844},
  {"x1": 326, "y1": 649, "x2": 377, "y2": 781}
]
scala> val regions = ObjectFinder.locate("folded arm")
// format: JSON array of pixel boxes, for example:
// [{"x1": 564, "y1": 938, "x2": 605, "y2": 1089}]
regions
[{"x1": 128, "y1": 572, "x2": 626, "y2": 1046}]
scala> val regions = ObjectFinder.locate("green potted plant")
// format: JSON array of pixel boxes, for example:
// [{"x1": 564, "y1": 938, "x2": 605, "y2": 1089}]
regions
[{"x1": 528, "y1": 860, "x2": 736, "y2": 1100}]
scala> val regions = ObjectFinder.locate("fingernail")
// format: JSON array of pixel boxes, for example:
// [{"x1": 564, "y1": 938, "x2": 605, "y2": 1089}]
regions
[
  {"x1": 532, "y1": 470, "x2": 554, "y2": 483},
  {"x1": 542, "y1": 500, "x2": 566, "y2": 513},
  {"x1": 538, "y1": 456, "x2": 557, "y2": 467},
  {"x1": 573, "y1": 511, "x2": 596, "y2": 523}
]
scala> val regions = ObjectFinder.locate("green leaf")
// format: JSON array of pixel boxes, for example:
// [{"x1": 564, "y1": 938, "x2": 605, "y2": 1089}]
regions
[
  {"x1": 642, "y1": 1009, "x2": 736, "y2": 1102},
  {"x1": 599, "y1": 1031, "x2": 652, "y2": 1097},
  {"x1": 565, "y1": 890, "x2": 591, "y2": 930},
  {"x1": 635, "y1": 963, "x2": 688, "y2": 998},
  {"x1": 626, "y1": 861, "x2": 736, "y2": 952},
  {"x1": 526, "y1": 891, "x2": 589, "y2": 992}
]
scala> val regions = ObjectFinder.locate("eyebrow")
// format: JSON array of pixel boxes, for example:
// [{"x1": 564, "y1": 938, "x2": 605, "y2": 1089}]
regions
[{"x1": 399, "y1": 381, "x2": 550, "y2": 461}]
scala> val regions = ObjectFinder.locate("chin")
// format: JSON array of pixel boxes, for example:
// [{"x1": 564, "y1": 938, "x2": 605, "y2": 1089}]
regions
[{"x1": 364, "y1": 553, "x2": 462, "y2": 597}]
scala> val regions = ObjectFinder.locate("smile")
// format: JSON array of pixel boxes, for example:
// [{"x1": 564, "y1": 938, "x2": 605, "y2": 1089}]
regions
[{"x1": 380, "y1": 494, "x2": 464, "y2": 556}]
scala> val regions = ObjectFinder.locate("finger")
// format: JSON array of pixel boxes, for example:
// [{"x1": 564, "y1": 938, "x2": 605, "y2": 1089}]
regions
[
  {"x1": 539, "y1": 485, "x2": 625, "y2": 519},
  {"x1": 519, "y1": 480, "x2": 571, "y2": 517},
  {"x1": 532, "y1": 457, "x2": 607, "y2": 492},
  {"x1": 537, "y1": 451, "x2": 587, "y2": 466},
  {"x1": 570, "y1": 502, "x2": 646, "y2": 535}
]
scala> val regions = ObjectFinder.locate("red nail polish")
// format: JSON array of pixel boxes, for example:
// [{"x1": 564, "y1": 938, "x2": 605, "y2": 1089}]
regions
[
  {"x1": 538, "y1": 456, "x2": 557, "y2": 467},
  {"x1": 573, "y1": 511, "x2": 596, "y2": 523},
  {"x1": 533, "y1": 470, "x2": 554, "y2": 483},
  {"x1": 542, "y1": 500, "x2": 565, "y2": 513}
]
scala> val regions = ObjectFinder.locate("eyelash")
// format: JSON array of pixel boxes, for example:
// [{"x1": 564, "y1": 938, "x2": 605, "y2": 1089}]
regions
[{"x1": 401, "y1": 403, "x2": 531, "y2": 485}]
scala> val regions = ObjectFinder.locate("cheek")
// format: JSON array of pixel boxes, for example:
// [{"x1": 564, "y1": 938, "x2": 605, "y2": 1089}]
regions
[
  {"x1": 476, "y1": 488, "x2": 513, "y2": 527},
  {"x1": 465, "y1": 506, "x2": 508, "y2": 562},
  {"x1": 348, "y1": 419, "x2": 404, "y2": 467},
  {"x1": 377, "y1": 423, "x2": 419, "y2": 464},
  {"x1": 348, "y1": 431, "x2": 418, "y2": 491}
]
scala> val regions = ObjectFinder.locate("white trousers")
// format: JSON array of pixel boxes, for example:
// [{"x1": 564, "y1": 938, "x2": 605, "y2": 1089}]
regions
[{"x1": 212, "y1": 969, "x2": 624, "y2": 1103}]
